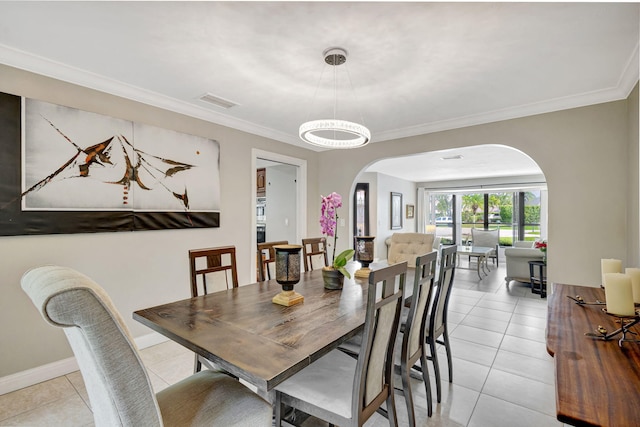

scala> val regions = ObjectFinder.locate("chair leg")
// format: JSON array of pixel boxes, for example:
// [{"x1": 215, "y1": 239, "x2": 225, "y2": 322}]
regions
[
  {"x1": 274, "y1": 392, "x2": 283, "y2": 427},
  {"x1": 194, "y1": 354, "x2": 201, "y2": 373},
  {"x1": 386, "y1": 391, "x2": 399, "y2": 427},
  {"x1": 430, "y1": 339, "x2": 442, "y2": 403},
  {"x1": 443, "y1": 330, "x2": 453, "y2": 383},
  {"x1": 419, "y1": 354, "x2": 433, "y2": 417},
  {"x1": 401, "y1": 363, "x2": 416, "y2": 427}
]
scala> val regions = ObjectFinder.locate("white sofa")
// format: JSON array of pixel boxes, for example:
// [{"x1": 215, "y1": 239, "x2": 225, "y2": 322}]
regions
[
  {"x1": 385, "y1": 233, "x2": 438, "y2": 267},
  {"x1": 504, "y1": 241, "x2": 545, "y2": 285}
]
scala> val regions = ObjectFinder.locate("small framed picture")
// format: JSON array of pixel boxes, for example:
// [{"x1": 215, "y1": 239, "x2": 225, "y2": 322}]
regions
[
  {"x1": 390, "y1": 192, "x2": 403, "y2": 229},
  {"x1": 406, "y1": 204, "x2": 415, "y2": 219}
]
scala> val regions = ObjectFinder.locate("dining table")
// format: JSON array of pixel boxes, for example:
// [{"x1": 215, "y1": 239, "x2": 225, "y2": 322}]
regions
[{"x1": 133, "y1": 264, "x2": 381, "y2": 401}]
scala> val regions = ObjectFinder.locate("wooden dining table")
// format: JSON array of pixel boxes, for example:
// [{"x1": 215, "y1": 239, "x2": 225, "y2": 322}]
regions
[
  {"x1": 133, "y1": 267, "x2": 373, "y2": 400},
  {"x1": 547, "y1": 283, "x2": 640, "y2": 426}
]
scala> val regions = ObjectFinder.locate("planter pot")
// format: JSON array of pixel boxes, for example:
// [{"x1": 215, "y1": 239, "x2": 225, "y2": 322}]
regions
[{"x1": 322, "y1": 268, "x2": 344, "y2": 290}]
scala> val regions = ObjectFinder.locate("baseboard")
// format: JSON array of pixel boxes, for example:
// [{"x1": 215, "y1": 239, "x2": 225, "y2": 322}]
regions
[{"x1": 0, "y1": 332, "x2": 168, "y2": 395}]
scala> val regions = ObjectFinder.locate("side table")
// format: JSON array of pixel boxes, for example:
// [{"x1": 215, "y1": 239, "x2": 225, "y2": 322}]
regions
[{"x1": 528, "y1": 260, "x2": 547, "y2": 298}]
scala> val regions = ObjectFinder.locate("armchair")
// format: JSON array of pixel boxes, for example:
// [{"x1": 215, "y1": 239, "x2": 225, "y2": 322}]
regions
[
  {"x1": 470, "y1": 228, "x2": 499, "y2": 267},
  {"x1": 504, "y1": 241, "x2": 545, "y2": 285},
  {"x1": 385, "y1": 232, "x2": 437, "y2": 267}
]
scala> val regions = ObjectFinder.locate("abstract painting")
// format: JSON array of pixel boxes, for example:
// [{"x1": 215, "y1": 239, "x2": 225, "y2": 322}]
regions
[{"x1": 0, "y1": 92, "x2": 220, "y2": 235}]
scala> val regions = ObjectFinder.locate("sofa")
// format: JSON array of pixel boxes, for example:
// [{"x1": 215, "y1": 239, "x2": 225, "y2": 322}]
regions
[
  {"x1": 385, "y1": 232, "x2": 438, "y2": 268},
  {"x1": 504, "y1": 241, "x2": 545, "y2": 285}
]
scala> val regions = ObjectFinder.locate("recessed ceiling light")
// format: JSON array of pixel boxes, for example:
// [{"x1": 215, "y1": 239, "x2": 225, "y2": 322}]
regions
[
  {"x1": 441, "y1": 155, "x2": 464, "y2": 160},
  {"x1": 198, "y1": 93, "x2": 238, "y2": 109}
]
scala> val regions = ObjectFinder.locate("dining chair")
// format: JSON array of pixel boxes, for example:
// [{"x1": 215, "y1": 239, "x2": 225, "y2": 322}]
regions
[
  {"x1": 422, "y1": 244, "x2": 457, "y2": 403},
  {"x1": 189, "y1": 245, "x2": 238, "y2": 297},
  {"x1": 21, "y1": 266, "x2": 272, "y2": 427},
  {"x1": 274, "y1": 261, "x2": 408, "y2": 427},
  {"x1": 338, "y1": 251, "x2": 438, "y2": 424},
  {"x1": 302, "y1": 237, "x2": 329, "y2": 271},
  {"x1": 188, "y1": 245, "x2": 238, "y2": 373},
  {"x1": 257, "y1": 240, "x2": 288, "y2": 281},
  {"x1": 398, "y1": 250, "x2": 438, "y2": 423}
]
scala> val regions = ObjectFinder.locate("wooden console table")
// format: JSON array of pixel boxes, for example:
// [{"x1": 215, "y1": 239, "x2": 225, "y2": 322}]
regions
[{"x1": 547, "y1": 283, "x2": 640, "y2": 426}]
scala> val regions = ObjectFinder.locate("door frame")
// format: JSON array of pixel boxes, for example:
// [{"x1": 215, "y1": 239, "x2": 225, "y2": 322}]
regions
[{"x1": 251, "y1": 149, "x2": 307, "y2": 281}]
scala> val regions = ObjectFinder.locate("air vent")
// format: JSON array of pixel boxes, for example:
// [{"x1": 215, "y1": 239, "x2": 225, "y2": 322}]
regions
[
  {"x1": 198, "y1": 93, "x2": 238, "y2": 109},
  {"x1": 441, "y1": 155, "x2": 463, "y2": 160}
]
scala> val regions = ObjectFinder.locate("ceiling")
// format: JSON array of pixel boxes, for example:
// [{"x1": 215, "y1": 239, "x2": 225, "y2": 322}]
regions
[{"x1": 0, "y1": 2, "x2": 638, "y2": 182}]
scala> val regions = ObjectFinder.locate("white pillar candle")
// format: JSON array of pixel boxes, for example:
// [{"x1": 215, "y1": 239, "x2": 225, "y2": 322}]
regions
[
  {"x1": 604, "y1": 273, "x2": 635, "y2": 316},
  {"x1": 625, "y1": 268, "x2": 640, "y2": 304},
  {"x1": 601, "y1": 259, "x2": 622, "y2": 287}
]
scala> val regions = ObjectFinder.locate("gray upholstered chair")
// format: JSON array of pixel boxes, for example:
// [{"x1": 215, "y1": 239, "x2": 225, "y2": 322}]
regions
[
  {"x1": 21, "y1": 266, "x2": 272, "y2": 427},
  {"x1": 274, "y1": 262, "x2": 408, "y2": 427},
  {"x1": 470, "y1": 228, "x2": 499, "y2": 266}
]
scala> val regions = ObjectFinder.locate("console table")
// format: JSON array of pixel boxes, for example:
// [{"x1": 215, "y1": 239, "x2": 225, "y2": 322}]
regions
[{"x1": 547, "y1": 283, "x2": 640, "y2": 426}]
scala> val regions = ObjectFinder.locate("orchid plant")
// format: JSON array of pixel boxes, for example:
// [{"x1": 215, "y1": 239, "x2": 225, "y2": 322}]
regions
[{"x1": 320, "y1": 192, "x2": 355, "y2": 278}]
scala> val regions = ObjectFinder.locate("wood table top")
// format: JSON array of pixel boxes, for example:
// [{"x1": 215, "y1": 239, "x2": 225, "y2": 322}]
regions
[
  {"x1": 547, "y1": 283, "x2": 640, "y2": 426},
  {"x1": 133, "y1": 268, "x2": 370, "y2": 394}
]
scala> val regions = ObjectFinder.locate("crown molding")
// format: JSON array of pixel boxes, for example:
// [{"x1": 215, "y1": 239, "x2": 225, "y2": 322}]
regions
[{"x1": 1, "y1": 42, "x2": 637, "y2": 150}]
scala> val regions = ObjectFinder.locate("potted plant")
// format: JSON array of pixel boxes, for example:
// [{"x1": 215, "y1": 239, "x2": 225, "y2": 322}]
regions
[{"x1": 320, "y1": 192, "x2": 354, "y2": 289}]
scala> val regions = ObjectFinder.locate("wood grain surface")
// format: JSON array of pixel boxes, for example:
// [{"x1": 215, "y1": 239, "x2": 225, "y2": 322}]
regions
[
  {"x1": 547, "y1": 283, "x2": 640, "y2": 426},
  {"x1": 134, "y1": 269, "x2": 370, "y2": 393}
]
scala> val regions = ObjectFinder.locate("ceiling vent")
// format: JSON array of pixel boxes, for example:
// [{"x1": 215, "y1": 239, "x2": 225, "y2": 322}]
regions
[{"x1": 198, "y1": 93, "x2": 238, "y2": 109}]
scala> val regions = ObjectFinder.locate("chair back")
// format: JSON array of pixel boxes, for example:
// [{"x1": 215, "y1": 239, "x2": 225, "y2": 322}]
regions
[
  {"x1": 353, "y1": 261, "x2": 407, "y2": 423},
  {"x1": 302, "y1": 237, "x2": 329, "y2": 271},
  {"x1": 402, "y1": 251, "x2": 438, "y2": 365},
  {"x1": 21, "y1": 266, "x2": 162, "y2": 427},
  {"x1": 257, "y1": 240, "x2": 288, "y2": 281},
  {"x1": 430, "y1": 245, "x2": 457, "y2": 339},
  {"x1": 189, "y1": 245, "x2": 239, "y2": 297},
  {"x1": 471, "y1": 228, "x2": 499, "y2": 249}
]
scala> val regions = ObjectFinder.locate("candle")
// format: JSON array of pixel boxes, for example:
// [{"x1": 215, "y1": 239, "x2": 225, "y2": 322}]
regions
[
  {"x1": 601, "y1": 259, "x2": 622, "y2": 287},
  {"x1": 625, "y1": 268, "x2": 640, "y2": 304},
  {"x1": 604, "y1": 273, "x2": 635, "y2": 316}
]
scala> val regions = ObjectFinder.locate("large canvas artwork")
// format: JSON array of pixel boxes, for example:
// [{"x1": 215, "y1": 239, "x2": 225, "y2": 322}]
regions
[{"x1": 0, "y1": 92, "x2": 220, "y2": 235}]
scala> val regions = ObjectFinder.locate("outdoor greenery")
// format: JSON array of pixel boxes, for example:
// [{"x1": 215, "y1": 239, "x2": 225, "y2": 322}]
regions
[{"x1": 433, "y1": 191, "x2": 541, "y2": 246}]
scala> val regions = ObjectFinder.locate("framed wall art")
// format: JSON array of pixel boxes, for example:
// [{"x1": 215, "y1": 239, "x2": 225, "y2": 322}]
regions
[
  {"x1": 0, "y1": 92, "x2": 221, "y2": 236},
  {"x1": 390, "y1": 192, "x2": 402, "y2": 230},
  {"x1": 406, "y1": 204, "x2": 415, "y2": 219}
]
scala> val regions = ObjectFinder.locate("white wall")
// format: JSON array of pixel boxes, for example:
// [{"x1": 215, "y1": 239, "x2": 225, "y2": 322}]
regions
[{"x1": 265, "y1": 164, "x2": 298, "y2": 243}]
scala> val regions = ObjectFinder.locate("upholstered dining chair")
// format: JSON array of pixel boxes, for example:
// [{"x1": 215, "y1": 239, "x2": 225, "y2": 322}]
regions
[
  {"x1": 257, "y1": 240, "x2": 288, "y2": 281},
  {"x1": 21, "y1": 266, "x2": 272, "y2": 427},
  {"x1": 338, "y1": 251, "x2": 438, "y2": 424},
  {"x1": 423, "y1": 245, "x2": 457, "y2": 403},
  {"x1": 274, "y1": 261, "x2": 408, "y2": 427},
  {"x1": 398, "y1": 250, "x2": 438, "y2": 423},
  {"x1": 302, "y1": 237, "x2": 329, "y2": 271},
  {"x1": 189, "y1": 245, "x2": 238, "y2": 373}
]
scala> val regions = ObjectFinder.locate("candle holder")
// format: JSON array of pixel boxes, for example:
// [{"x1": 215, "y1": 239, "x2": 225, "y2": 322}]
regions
[
  {"x1": 272, "y1": 245, "x2": 304, "y2": 307},
  {"x1": 354, "y1": 236, "x2": 375, "y2": 279},
  {"x1": 584, "y1": 308, "x2": 640, "y2": 347}
]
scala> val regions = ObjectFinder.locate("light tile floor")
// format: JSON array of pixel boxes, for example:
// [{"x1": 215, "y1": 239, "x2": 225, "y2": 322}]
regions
[{"x1": 0, "y1": 257, "x2": 567, "y2": 426}]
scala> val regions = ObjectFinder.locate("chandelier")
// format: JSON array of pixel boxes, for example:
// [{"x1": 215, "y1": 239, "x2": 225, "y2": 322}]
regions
[{"x1": 299, "y1": 48, "x2": 371, "y2": 149}]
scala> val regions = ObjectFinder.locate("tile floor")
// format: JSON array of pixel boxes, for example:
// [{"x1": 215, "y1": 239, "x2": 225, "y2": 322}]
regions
[{"x1": 0, "y1": 256, "x2": 566, "y2": 426}]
